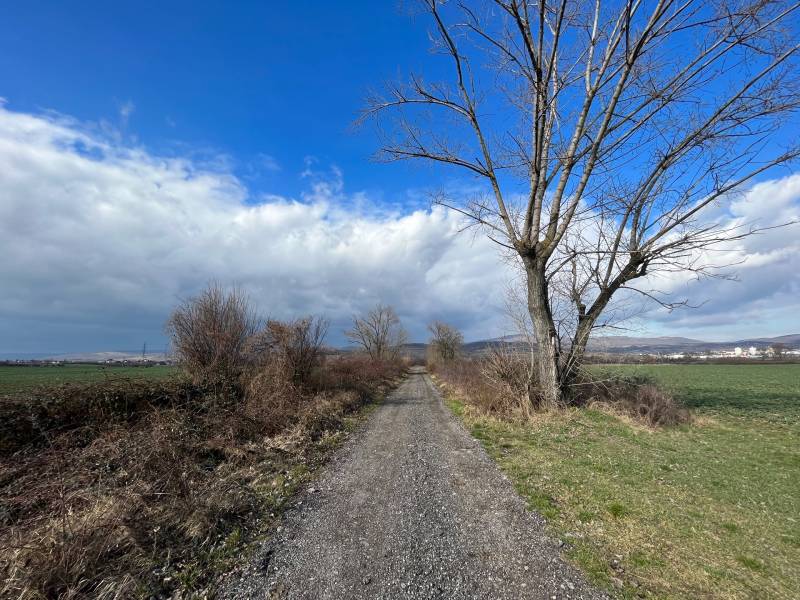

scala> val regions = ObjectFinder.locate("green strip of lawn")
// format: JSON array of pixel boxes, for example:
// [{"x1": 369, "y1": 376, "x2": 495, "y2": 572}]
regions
[
  {"x1": 0, "y1": 364, "x2": 177, "y2": 395},
  {"x1": 442, "y1": 364, "x2": 800, "y2": 599}
]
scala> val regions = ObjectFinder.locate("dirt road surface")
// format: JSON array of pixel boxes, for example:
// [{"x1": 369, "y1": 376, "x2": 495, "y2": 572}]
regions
[{"x1": 223, "y1": 367, "x2": 606, "y2": 599}]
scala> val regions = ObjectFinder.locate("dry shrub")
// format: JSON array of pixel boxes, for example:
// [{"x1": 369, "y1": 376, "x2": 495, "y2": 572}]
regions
[
  {"x1": 242, "y1": 360, "x2": 304, "y2": 436},
  {"x1": 1, "y1": 402, "x2": 271, "y2": 600},
  {"x1": 572, "y1": 374, "x2": 691, "y2": 427},
  {"x1": 247, "y1": 316, "x2": 329, "y2": 386},
  {"x1": 435, "y1": 354, "x2": 688, "y2": 427},
  {"x1": 1, "y1": 354, "x2": 405, "y2": 599},
  {"x1": 166, "y1": 283, "x2": 260, "y2": 387},
  {"x1": 311, "y1": 355, "x2": 405, "y2": 394},
  {"x1": 434, "y1": 347, "x2": 532, "y2": 418}
]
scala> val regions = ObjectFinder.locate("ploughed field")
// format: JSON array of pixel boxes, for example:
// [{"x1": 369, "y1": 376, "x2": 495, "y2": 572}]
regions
[
  {"x1": 446, "y1": 364, "x2": 800, "y2": 599},
  {"x1": 0, "y1": 364, "x2": 176, "y2": 395}
]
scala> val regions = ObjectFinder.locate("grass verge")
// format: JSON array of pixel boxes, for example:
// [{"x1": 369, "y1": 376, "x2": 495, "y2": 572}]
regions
[{"x1": 436, "y1": 364, "x2": 800, "y2": 599}]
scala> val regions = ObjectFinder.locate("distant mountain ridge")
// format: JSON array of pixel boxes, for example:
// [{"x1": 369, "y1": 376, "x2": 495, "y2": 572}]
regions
[
  {"x1": 3, "y1": 334, "x2": 796, "y2": 362},
  {"x1": 460, "y1": 333, "x2": 800, "y2": 355}
]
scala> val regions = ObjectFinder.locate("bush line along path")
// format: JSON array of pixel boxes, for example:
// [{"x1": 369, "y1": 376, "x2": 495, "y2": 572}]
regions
[{"x1": 224, "y1": 367, "x2": 606, "y2": 599}]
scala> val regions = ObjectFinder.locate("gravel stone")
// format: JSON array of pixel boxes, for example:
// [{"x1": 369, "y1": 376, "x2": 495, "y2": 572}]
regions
[{"x1": 222, "y1": 367, "x2": 608, "y2": 599}]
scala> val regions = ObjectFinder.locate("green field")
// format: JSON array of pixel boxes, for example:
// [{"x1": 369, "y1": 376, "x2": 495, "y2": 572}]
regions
[
  {"x1": 444, "y1": 364, "x2": 800, "y2": 599},
  {"x1": 0, "y1": 364, "x2": 177, "y2": 395}
]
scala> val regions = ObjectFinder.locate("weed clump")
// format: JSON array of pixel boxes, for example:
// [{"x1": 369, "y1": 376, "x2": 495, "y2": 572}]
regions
[{"x1": 573, "y1": 373, "x2": 691, "y2": 427}]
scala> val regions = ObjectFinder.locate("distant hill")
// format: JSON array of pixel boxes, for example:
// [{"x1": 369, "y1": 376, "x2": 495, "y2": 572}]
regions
[
  {"x1": 425, "y1": 333, "x2": 800, "y2": 355},
  {"x1": 5, "y1": 334, "x2": 795, "y2": 363}
]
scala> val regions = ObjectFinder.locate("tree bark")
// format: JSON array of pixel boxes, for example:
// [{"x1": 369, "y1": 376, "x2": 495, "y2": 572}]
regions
[
  {"x1": 523, "y1": 257, "x2": 563, "y2": 408},
  {"x1": 564, "y1": 317, "x2": 593, "y2": 387}
]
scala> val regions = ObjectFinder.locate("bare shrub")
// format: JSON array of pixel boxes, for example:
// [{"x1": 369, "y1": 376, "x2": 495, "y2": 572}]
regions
[
  {"x1": 346, "y1": 304, "x2": 407, "y2": 360},
  {"x1": 166, "y1": 284, "x2": 260, "y2": 387},
  {"x1": 572, "y1": 374, "x2": 691, "y2": 427},
  {"x1": 481, "y1": 346, "x2": 530, "y2": 399},
  {"x1": 435, "y1": 348, "x2": 532, "y2": 418},
  {"x1": 436, "y1": 353, "x2": 688, "y2": 427},
  {"x1": 310, "y1": 355, "x2": 405, "y2": 396},
  {"x1": 247, "y1": 316, "x2": 329, "y2": 385},
  {"x1": 242, "y1": 360, "x2": 303, "y2": 435}
]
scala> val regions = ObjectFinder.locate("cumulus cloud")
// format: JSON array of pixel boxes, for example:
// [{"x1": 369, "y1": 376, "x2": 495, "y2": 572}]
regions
[
  {"x1": 0, "y1": 103, "x2": 797, "y2": 354},
  {"x1": 635, "y1": 174, "x2": 800, "y2": 339},
  {"x1": 0, "y1": 105, "x2": 512, "y2": 354}
]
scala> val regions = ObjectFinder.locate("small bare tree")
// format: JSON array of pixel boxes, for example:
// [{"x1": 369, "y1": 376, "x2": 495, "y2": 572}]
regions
[
  {"x1": 365, "y1": 0, "x2": 800, "y2": 407},
  {"x1": 346, "y1": 304, "x2": 408, "y2": 360},
  {"x1": 770, "y1": 342, "x2": 788, "y2": 359},
  {"x1": 166, "y1": 284, "x2": 260, "y2": 385},
  {"x1": 428, "y1": 321, "x2": 464, "y2": 362}
]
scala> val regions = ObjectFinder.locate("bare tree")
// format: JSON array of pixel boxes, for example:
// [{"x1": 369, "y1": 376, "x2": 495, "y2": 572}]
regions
[
  {"x1": 770, "y1": 342, "x2": 788, "y2": 359},
  {"x1": 365, "y1": 0, "x2": 800, "y2": 407},
  {"x1": 428, "y1": 321, "x2": 464, "y2": 362},
  {"x1": 346, "y1": 304, "x2": 408, "y2": 360}
]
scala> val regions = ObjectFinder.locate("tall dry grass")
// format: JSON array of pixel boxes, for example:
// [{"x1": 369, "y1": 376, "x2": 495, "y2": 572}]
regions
[
  {"x1": 431, "y1": 346, "x2": 533, "y2": 419},
  {"x1": 432, "y1": 349, "x2": 689, "y2": 427}
]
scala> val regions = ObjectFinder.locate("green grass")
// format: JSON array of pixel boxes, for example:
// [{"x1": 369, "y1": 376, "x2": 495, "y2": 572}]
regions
[
  {"x1": 0, "y1": 364, "x2": 177, "y2": 395},
  {"x1": 597, "y1": 363, "x2": 800, "y2": 424},
  {"x1": 443, "y1": 364, "x2": 800, "y2": 599}
]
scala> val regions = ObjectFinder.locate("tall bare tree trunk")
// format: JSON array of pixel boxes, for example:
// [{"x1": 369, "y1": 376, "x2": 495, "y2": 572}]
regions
[{"x1": 524, "y1": 258, "x2": 562, "y2": 408}]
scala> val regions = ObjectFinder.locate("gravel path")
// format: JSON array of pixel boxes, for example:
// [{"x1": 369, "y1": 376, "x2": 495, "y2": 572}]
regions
[{"x1": 223, "y1": 367, "x2": 607, "y2": 599}]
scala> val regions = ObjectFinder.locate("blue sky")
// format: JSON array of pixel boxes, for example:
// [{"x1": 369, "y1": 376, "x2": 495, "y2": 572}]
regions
[
  {"x1": 0, "y1": 1, "x2": 441, "y2": 201},
  {"x1": 0, "y1": 2, "x2": 799, "y2": 356}
]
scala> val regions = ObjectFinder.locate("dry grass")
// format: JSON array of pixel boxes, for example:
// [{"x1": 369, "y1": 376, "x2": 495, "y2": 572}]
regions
[
  {"x1": 433, "y1": 355, "x2": 689, "y2": 428},
  {"x1": 571, "y1": 373, "x2": 691, "y2": 427},
  {"x1": 0, "y1": 356, "x2": 404, "y2": 599},
  {"x1": 431, "y1": 350, "x2": 533, "y2": 420}
]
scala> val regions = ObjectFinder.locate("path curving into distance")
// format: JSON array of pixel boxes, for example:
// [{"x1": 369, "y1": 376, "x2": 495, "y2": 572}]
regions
[{"x1": 223, "y1": 367, "x2": 607, "y2": 600}]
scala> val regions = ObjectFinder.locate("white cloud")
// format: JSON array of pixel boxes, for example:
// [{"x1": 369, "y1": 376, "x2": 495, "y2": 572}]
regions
[
  {"x1": 0, "y1": 105, "x2": 511, "y2": 353},
  {"x1": 119, "y1": 100, "x2": 135, "y2": 127},
  {"x1": 0, "y1": 104, "x2": 797, "y2": 354},
  {"x1": 635, "y1": 174, "x2": 800, "y2": 339},
  {"x1": 255, "y1": 153, "x2": 281, "y2": 172}
]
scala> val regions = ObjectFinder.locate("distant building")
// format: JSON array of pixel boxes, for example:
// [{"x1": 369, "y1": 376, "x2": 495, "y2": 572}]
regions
[
  {"x1": 748, "y1": 346, "x2": 757, "y2": 356},
  {"x1": 734, "y1": 347, "x2": 743, "y2": 356}
]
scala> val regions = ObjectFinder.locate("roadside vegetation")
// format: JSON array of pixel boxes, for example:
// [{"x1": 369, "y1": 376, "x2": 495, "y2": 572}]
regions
[
  {"x1": 435, "y1": 358, "x2": 800, "y2": 599},
  {"x1": 0, "y1": 286, "x2": 405, "y2": 599}
]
